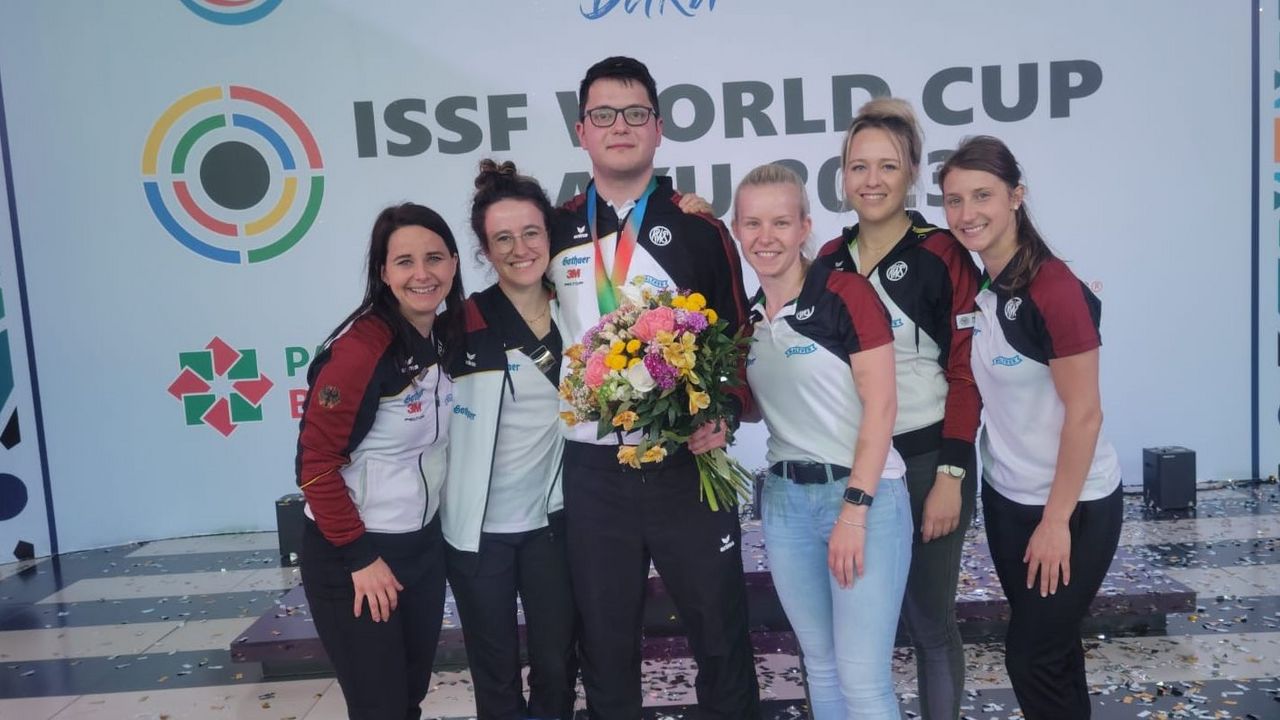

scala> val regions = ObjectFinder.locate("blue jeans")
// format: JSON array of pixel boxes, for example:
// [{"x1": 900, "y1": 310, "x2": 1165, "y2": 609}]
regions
[{"x1": 762, "y1": 471, "x2": 912, "y2": 720}]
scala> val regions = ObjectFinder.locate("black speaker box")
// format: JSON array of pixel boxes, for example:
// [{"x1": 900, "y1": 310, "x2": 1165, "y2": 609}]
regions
[
  {"x1": 276, "y1": 493, "x2": 306, "y2": 566},
  {"x1": 1142, "y1": 446, "x2": 1196, "y2": 511}
]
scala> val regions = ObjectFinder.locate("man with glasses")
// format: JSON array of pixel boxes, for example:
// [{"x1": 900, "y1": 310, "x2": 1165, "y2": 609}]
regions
[{"x1": 548, "y1": 56, "x2": 761, "y2": 719}]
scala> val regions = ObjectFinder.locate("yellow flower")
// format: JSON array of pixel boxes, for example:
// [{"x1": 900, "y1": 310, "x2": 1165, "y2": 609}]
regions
[
  {"x1": 612, "y1": 410, "x2": 639, "y2": 432},
  {"x1": 640, "y1": 444, "x2": 668, "y2": 464},
  {"x1": 626, "y1": 339, "x2": 643, "y2": 355},
  {"x1": 687, "y1": 385, "x2": 710, "y2": 415},
  {"x1": 703, "y1": 308, "x2": 718, "y2": 324},
  {"x1": 685, "y1": 292, "x2": 707, "y2": 311},
  {"x1": 671, "y1": 295, "x2": 688, "y2": 310},
  {"x1": 662, "y1": 331, "x2": 697, "y2": 371},
  {"x1": 616, "y1": 445, "x2": 640, "y2": 468},
  {"x1": 559, "y1": 410, "x2": 579, "y2": 426},
  {"x1": 628, "y1": 357, "x2": 643, "y2": 368},
  {"x1": 565, "y1": 344, "x2": 585, "y2": 362},
  {"x1": 609, "y1": 340, "x2": 625, "y2": 354},
  {"x1": 605, "y1": 353, "x2": 627, "y2": 371}
]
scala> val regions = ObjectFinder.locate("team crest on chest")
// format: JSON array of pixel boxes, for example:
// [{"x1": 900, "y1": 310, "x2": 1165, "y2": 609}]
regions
[
  {"x1": 1004, "y1": 297, "x2": 1022, "y2": 321},
  {"x1": 885, "y1": 261, "x2": 908, "y2": 282},
  {"x1": 648, "y1": 226, "x2": 672, "y2": 246},
  {"x1": 795, "y1": 306, "x2": 815, "y2": 321}
]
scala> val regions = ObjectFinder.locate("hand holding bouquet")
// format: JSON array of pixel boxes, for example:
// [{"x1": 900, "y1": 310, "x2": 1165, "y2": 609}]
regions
[{"x1": 559, "y1": 278, "x2": 754, "y2": 511}]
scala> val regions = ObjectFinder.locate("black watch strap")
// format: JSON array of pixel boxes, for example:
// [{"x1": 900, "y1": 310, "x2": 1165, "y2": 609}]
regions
[{"x1": 842, "y1": 486, "x2": 874, "y2": 507}]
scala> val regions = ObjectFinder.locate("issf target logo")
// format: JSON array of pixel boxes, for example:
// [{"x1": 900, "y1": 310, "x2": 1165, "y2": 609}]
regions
[
  {"x1": 141, "y1": 85, "x2": 324, "y2": 264},
  {"x1": 179, "y1": 0, "x2": 283, "y2": 25}
]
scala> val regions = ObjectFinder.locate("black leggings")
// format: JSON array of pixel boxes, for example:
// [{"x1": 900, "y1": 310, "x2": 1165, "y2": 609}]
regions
[
  {"x1": 983, "y1": 481, "x2": 1122, "y2": 720},
  {"x1": 301, "y1": 517, "x2": 447, "y2": 720},
  {"x1": 900, "y1": 449, "x2": 976, "y2": 720}
]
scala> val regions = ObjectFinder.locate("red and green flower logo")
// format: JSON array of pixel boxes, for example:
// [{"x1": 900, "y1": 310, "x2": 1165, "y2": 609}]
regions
[{"x1": 167, "y1": 337, "x2": 274, "y2": 436}]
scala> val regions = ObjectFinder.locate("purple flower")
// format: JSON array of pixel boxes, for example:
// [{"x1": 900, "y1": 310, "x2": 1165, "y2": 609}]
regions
[
  {"x1": 582, "y1": 320, "x2": 605, "y2": 350},
  {"x1": 643, "y1": 351, "x2": 678, "y2": 391},
  {"x1": 675, "y1": 309, "x2": 709, "y2": 334}
]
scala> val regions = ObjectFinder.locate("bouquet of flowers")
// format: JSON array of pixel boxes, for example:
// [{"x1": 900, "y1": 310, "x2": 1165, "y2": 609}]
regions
[{"x1": 559, "y1": 278, "x2": 754, "y2": 511}]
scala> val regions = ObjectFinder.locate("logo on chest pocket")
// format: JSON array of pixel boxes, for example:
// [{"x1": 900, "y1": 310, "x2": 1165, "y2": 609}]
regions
[
  {"x1": 885, "y1": 261, "x2": 908, "y2": 282},
  {"x1": 648, "y1": 226, "x2": 672, "y2": 246}
]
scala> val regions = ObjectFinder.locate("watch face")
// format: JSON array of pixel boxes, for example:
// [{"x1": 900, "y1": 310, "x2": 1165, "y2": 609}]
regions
[{"x1": 843, "y1": 487, "x2": 872, "y2": 506}]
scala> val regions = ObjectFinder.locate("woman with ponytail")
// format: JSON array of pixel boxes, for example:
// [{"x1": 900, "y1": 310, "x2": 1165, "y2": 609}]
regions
[
  {"x1": 939, "y1": 136, "x2": 1122, "y2": 720},
  {"x1": 441, "y1": 159, "x2": 578, "y2": 720},
  {"x1": 818, "y1": 98, "x2": 981, "y2": 719},
  {"x1": 295, "y1": 203, "x2": 465, "y2": 719}
]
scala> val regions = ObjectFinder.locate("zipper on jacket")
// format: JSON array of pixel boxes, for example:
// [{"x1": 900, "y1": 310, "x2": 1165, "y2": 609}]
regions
[
  {"x1": 476, "y1": 359, "x2": 515, "y2": 534},
  {"x1": 419, "y1": 364, "x2": 443, "y2": 528},
  {"x1": 418, "y1": 449, "x2": 430, "y2": 528}
]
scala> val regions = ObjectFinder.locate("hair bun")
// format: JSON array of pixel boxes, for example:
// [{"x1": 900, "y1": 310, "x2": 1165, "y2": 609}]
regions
[{"x1": 475, "y1": 159, "x2": 519, "y2": 188}]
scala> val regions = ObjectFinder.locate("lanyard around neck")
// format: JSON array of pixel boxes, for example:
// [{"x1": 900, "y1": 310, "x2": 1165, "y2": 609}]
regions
[{"x1": 586, "y1": 176, "x2": 658, "y2": 315}]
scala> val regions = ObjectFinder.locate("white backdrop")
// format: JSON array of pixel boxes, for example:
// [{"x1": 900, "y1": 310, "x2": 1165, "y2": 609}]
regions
[{"x1": 0, "y1": 0, "x2": 1262, "y2": 553}]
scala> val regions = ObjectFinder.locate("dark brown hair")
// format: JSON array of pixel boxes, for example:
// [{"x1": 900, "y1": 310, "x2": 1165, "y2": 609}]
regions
[
  {"x1": 469, "y1": 158, "x2": 554, "y2": 256},
  {"x1": 326, "y1": 203, "x2": 466, "y2": 366},
  {"x1": 939, "y1": 135, "x2": 1052, "y2": 292}
]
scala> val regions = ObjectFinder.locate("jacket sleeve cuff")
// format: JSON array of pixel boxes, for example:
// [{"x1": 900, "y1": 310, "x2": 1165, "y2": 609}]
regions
[
  {"x1": 938, "y1": 438, "x2": 977, "y2": 477},
  {"x1": 339, "y1": 533, "x2": 378, "y2": 573}
]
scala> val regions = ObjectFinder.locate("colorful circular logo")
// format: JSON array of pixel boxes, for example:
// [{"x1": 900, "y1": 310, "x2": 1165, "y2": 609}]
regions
[
  {"x1": 179, "y1": 0, "x2": 283, "y2": 25},
  {"x1": 142, "y1": 85, "x2": 324, "y2": 264}
]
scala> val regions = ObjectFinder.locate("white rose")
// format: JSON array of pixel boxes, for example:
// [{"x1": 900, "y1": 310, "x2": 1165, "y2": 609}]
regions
[
  {"x1": 618, "y1": 282, "x2": 645, "y2": 307},
  {"x1": 623, "y1": 360, "x2": 657, "y2": 394}
]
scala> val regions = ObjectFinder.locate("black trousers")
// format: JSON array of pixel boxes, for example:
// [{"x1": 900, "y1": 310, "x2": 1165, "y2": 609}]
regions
[
  {"x1": 446, "y1": 518, "x2": 579, "y2": 720},
  {"x1": 301, "y1": 516, "x2": 447, "y2": 720},
  {"x1": 983, "y1": 481, "x2": 1123, "y2": 720},
  {"x1": 563, "y1": 442, "x2": 761, "y2": 720}
]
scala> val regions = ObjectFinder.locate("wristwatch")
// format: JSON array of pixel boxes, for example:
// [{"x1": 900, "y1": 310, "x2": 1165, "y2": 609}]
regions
[
  {"x1": 938, "y1": 464, "x2": 967, "y2": 480},
  {"x1": 842, "y1": 486, "x2": 874, "y2": 507}
]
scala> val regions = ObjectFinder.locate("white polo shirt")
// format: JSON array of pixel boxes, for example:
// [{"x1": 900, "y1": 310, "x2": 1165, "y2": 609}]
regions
[
  {"x1": 746, "y1": 263, "x2": 906, "y2": 480},
  {"x1": 970, "y1": 257, "x2": 1120, "y2": 505}
]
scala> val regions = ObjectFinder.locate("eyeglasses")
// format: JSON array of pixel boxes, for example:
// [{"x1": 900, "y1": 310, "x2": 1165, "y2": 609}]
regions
[{"x1": 583, "y1": 105, "x2": 657, "y2": 128}]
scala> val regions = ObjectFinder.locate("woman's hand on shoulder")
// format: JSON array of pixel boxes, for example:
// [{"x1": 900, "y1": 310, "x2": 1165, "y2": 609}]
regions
[{"x1": 677, "y1": 192, "x2": 714, "y2": 216}]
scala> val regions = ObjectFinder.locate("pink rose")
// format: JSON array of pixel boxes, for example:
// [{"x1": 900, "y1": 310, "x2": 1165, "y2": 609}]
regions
[
  {"x1": 585, "y1": 350, "x2": 608, "y2": 389},
  {"x1": 631, "y1": 306, "x2": 676, "y2": 343}
]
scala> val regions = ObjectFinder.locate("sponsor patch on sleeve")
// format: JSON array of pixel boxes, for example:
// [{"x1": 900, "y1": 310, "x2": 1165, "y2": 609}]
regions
[{"x1": 955, "y1": 312, "x2": 976, "y2": 330}]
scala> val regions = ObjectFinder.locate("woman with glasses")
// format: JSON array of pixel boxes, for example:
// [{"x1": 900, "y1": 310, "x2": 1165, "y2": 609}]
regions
[{"x1": 441, "y1": 159, "x2": 578, "y2": 720}]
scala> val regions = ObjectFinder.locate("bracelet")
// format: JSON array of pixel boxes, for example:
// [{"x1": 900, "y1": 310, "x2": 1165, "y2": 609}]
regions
[{"x1": 837, "y1": 518, "x2": 866, "y2": 529}]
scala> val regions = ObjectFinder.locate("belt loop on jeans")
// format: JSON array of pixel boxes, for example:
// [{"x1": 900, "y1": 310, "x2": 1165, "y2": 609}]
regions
[{"x1": 769, "y1": 460, "x2": 852, "y2": 485}]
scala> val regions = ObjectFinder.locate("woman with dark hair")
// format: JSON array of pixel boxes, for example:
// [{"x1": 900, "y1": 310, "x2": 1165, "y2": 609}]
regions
[
  {"x1": 295, "y1": 202, "x2": 465, "y2": 720},
  {"x1": 441, "y1": 159, "x2": 577, "y2": 720},
  {"x1": 818, "y1": 97, "x2": 981, "y2": 720},
  {"x1": 939, "y1": 136, "x2": 1121, "y2": 720}
]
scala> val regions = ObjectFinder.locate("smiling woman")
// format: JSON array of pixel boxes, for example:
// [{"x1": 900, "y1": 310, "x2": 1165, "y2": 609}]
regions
[
  {"x1": 940, "y1": 135, "x2": 1122, "y2": 720},
  {"x1": 293, "y1": 202, "x2": 466, "y2": 719},
  {"x1": 441, "y1": 159, "x2": 578, "y2": 720}
]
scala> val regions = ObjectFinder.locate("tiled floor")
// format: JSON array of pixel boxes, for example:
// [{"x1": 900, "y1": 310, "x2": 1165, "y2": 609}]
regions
[{"x1": 1, "y1": 484, "x2": 1277, "y2": 719}]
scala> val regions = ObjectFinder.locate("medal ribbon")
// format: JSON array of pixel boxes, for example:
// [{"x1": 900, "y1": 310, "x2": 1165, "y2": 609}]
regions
[{"x1": 587, "y1": 176, "x2": 658, "y2": 315}]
